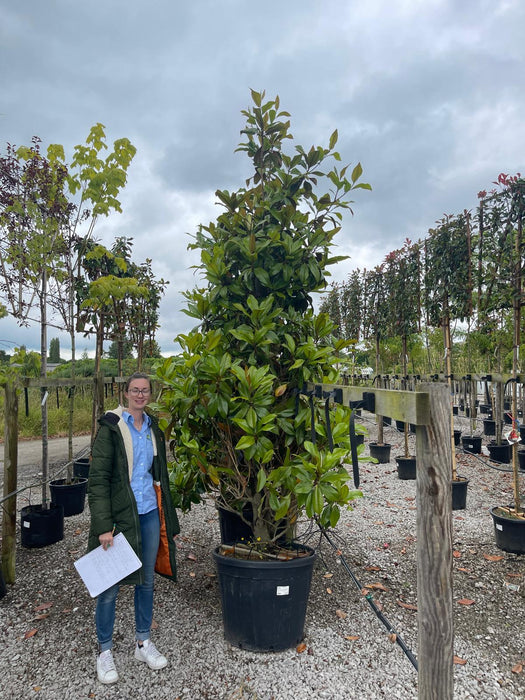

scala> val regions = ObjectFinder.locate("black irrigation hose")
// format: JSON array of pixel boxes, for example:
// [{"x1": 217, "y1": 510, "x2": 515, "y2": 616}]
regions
[
  {"x1": 457, "y1": 447, "x2": 517, "y2": 473},
  {"x1": 319, "y1": 524, "x2": 419, "y2": 671}
]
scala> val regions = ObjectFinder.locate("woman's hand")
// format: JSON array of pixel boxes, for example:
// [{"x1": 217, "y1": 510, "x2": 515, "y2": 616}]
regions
[{"x1": 99, "y1": 531, "x2": 114, "y2": 550}]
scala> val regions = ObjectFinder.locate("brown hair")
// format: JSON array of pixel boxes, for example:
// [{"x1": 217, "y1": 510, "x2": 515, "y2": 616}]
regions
[{"x1": 124, "y1": 372, "x2": 152, "y2": 392}]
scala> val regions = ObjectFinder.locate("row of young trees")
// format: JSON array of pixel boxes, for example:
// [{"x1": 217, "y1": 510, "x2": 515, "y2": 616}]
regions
[
  {"x1": 320, "y1": 174, "x2": 525, "y2": 378},
  {"x1": 0, "y1": 126, "x2": 166, "y2": 376},
  {"x1": 0, "y1": 125, "x2": 167, "y2": 497}
]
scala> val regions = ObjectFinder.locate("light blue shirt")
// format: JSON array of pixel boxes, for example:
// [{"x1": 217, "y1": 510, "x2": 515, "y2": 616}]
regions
[{"x1": 123, "y1": 411, "x2": 157, "y2": 515}]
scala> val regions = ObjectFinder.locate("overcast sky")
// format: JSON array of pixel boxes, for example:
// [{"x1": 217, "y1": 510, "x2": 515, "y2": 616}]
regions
[{"x1": 1, "y1": 0, "x2": 524, "y2": 359}]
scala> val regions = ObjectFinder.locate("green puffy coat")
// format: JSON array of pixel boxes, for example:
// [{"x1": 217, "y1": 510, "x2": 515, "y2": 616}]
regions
[{"x1": 87, "y1": 407, "x2": 180, "y2": 585}]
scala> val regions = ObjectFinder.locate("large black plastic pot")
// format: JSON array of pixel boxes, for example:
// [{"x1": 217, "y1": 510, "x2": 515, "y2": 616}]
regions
[
  {"x1": 21, "y1": 504, "x2": 64, "y2": 548},
  {"x1": 73, "y1": 457, "x2": 90, "y2": 479},
  {"x1": 452, "y1": 477, "x2": 469, "y2": 510},
  {"x1": 487, "y1": 442, "x2": 511, "y2": 464},
  {"x1": 518, "y1": 449, "x2": 525, "y2": 472},
  {"x1": 213, "y1": 544, "x2": 316, "y2": 652},
  {"x1": 396, "y1": 456, "x2": 416, "y2": 480},
  {"x1": 369, "y1": 442, "x2": 392, "y2": 464},
  {"x1": 491, "y1": 507, "x2": 525, "y2": 554},
  {"x1": 461, "y1": 435, "x2": 482, "y2": 454},
  {"x1": 50, "y1": 477, "x2": 88, "y2": 516}
]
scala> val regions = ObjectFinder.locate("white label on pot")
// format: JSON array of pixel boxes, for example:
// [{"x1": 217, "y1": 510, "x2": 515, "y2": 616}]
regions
[
  {"x1": 496, "y1": 523, "x2": 503, "y2": 531},
  {"x1": 23, "y1": 521, "x2": 30, "y2": 528},
  {"x1": 276, "y1": 586, "x2": 289, "y2": 596}
]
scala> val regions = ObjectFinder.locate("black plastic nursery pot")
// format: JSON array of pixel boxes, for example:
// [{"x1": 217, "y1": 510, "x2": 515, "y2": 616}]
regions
[
  {"x1": 382, "y1": 416, "x2": 392, "y2": 426},
  {"x1": 213, "y1": 544, "x2": 316, "y2": 652},
  {"x1": 0, "y1": 568, "x2": 7, "y2": 598},
  {"x1": 487, "y1": 442, "x2": 511, "y2": 464},
  {"x1": 369, "y1": 442, "x2": 392, "y2": 464},
  {"x1": 395, "y1": 456, "x2": 416, "y2": 481},
  {"x1": 50, "y1": 477, "x2": 88, "y2": 517},
  {"x1": 520, "y1": 425, "x2": 525, "y2": 443},
  {"x1": 518, "y1": 449, "x2": 525, "y2": 472},
  {"x1": 21, "y1": 503, "x2": 64, "y2": 548},
  {"x1": 483, "y1": 419, "x2": 504, "y2": 437},
  {"x1": 395, "y1": 420, "x2": 405, "y2": 433},
  {"x1": 73, "y1": 456, "x2": 90, "y2": 479},
  {"x1": 453, "y1": 429, "x2": 462, "y2": 446},
  {"x1": 479, "y1": 404, "x2": 491, "y2": 415},
  {"x1": 452, "y1": 477, "x2": 469, "y2": 511},
  {"x1": 217, "y1": 506, "x2": 291, "y2": 545},
  {"x1": 461, "y1": 435, "x2": 482, "y2": 454},
  {"x1": 491, "y1": 507, "x2": 525, "y2": 555},
  {"x1": 218, "y1": 506, "x2": 254, "y2": 544}
]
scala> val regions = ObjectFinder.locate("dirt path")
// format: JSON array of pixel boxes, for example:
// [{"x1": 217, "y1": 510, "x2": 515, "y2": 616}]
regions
[{"x1": 0, "y1": 434, "x2": 91, "y2": 477}]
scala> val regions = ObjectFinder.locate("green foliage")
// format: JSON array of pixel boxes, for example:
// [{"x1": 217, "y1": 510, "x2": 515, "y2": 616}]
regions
[
  {"x1": 49, "y1": 337, "x2": 61, "y2": 363},
  {"x1": 155, "y1": 92, "x2": 368, "y2": 541},
  {"x1": 10, "y1": 346, "x2": 41, "y2": 377},
  {"x1": 0, "y1": 385, "x2": 92, "y2": 439},
  {"x1": 424, "y1": 214, "x2": 473, "y2": 327}
]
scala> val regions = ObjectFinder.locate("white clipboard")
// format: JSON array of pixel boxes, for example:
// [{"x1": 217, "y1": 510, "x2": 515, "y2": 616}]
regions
[{"x1": 74, "y1": 533, "x2": 142, "y2": 597}]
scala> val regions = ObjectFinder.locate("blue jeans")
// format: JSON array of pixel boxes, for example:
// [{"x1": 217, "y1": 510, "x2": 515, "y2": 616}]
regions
[{"x1": 95, "y1": 508, "x2": 160, "y2": 651}]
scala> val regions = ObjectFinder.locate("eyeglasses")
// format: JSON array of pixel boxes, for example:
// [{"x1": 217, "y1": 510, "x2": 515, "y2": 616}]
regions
[{"x1": 129, "y1": 388, "x2": 151, "y2": 396}]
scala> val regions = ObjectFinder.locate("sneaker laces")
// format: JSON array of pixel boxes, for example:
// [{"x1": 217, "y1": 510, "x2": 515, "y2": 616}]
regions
[
  {"x1": 143, "y1": 640, "x2": 162, "y2": 659},
  {"x1": 99, "y1": 650, "x2": 116, "y2": 673}
]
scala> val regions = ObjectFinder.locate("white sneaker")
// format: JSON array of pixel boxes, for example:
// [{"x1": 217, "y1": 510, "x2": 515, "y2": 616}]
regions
[
  {"x1": 134, "y1": 639, "x2": 168, "y2": 669},
  {"x1": 97, "y1": 649, "x2": 119, "y2": 684}
]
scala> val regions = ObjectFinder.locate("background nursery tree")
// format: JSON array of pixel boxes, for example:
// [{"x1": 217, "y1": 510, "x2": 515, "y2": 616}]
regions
[
  {"x1": 156, "y1": 90, "x2": 369, "y2": 543},
  {"x1": 384, "y1": 240, "x2": 421, "y2": 458},
  {"x1": 50, "y1": 124, "x2": 136, "y2": 459},
  {"x1": 0, "y1": 138, "x2": 71, "y2": 505}
]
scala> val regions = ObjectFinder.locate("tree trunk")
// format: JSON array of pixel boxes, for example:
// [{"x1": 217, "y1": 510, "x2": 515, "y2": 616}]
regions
[
  {"x1": 40, "y1": 271, "x2": 49, "y2": 507},
  {"x1": 511, "y1": 206, "x2": 522, "y2": 512},
  {"x1": 1, "y1": 382, "x2": 18, "y2": 584},
  {"x1": 91, "y1": 317, "x2": 105, "y2": 445}
]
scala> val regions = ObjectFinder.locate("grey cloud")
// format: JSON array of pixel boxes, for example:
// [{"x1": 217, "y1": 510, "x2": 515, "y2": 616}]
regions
[{"x1": 1, "y1": 0, "x2": 524, "y2": 355}]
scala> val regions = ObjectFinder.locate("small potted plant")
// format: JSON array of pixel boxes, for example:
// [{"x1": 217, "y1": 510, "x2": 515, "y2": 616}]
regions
[{"x1": 155, "y1": 91, "x2": 367, "y2": 651}]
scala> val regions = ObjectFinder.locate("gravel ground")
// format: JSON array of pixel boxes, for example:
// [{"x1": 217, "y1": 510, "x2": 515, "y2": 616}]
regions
[{"x1": 2, "y1": 411, "x2": 525, "y2": 699}]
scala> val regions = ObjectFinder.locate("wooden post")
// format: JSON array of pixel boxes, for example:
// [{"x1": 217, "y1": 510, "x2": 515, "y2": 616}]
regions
[
  {"x1": 416, "y1": 383, "x2": 454, "y2": 699},
  {"x1": 1, "y1": 382, "x2": 18, "y2": 584}
]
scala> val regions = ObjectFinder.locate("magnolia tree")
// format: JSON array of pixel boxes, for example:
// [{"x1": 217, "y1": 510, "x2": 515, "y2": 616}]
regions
[{"x1": 155, "y1": 91, "x2": 370, "y2": 542}]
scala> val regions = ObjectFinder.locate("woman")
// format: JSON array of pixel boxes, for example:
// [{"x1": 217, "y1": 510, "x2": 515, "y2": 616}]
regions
[{"x1": 87, "y1": 372, "x2": 179, "y2": 685}]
